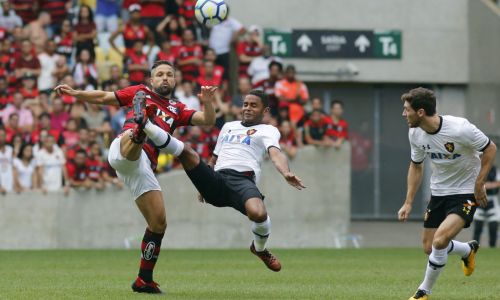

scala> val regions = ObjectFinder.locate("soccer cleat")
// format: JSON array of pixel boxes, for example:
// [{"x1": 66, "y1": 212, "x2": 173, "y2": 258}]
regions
[
  {"x1": 131, "y1": 277, "x2": 164, "y2": 294},
  {"x1": 130, "y1": 91, "x2": 157, "y2": 144},
  {"x1": 250, "y1": 242, "x2": 281, "y2": 272},
  {"x1": 409, "y1": 289, "x2": 429, "y2": 300},
  {"x1": 133, "y1": 91, "x2": 147, "y2": 125},
  {"x1": 461, "y1": 240, "x2": 479, "y2": 276}
]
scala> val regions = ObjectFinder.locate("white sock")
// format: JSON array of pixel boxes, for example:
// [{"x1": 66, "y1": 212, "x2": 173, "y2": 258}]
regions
[
  {"x1": 447, "y1": 240, "x2": 471, "y2": 258},
  {"x1": 251, "y1": 216, "x2": 271, "y2": 252},
  {"x1": 144, "y1": 120, "x2": 184, "y2": 156},
  {"x1": 418, "y1": 246, "x2": 448, "y2": 294}
]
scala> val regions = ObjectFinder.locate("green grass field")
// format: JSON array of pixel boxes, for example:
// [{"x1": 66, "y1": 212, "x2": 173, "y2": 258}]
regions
[{"x1": 1, "y1": 248, "x2": 499, "y2": 300}]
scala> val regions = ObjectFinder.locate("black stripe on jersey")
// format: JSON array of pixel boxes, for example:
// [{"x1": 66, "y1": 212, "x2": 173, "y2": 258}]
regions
[
  {"x1": 411, "y1": 159, "x2": 424, "y2": 164},
  {"x1": 480, "y1": 139, "x2": 491, "y2": 152}
]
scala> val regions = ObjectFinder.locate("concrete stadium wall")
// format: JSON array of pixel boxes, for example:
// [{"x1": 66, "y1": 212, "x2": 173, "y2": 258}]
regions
[
  {"x1": 0, "y1": 145, "x2": 350, "y2": 249},
  {"x1": 466, "y1": 0, "x2": 500, "y2": 136},
  {"x1": 231, "y1": 0, "x2": 469, "y2": 83}
]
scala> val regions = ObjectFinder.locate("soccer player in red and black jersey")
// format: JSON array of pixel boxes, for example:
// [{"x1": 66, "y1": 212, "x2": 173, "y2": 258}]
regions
[{"x1": 54, "y1": 60, "x2": 217, "y2": 294}]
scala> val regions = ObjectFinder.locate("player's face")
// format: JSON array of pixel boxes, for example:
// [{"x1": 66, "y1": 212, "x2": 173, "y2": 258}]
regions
[
  {"x1": 151, "y1": 64, "x2": 176, "y2": 97},
  {"x1": 402, "y1": 101, "x2": 422, "y2": 128},
  {"x1": 242, "y1": 95, "x2": 268, "y2": 125}
]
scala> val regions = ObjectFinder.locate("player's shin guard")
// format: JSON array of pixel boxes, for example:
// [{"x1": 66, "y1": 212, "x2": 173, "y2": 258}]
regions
[
  {"x1": 138, "y1": 228, "x2": 164, "y2": 283},
  {"x1": 144, "y1": 120, "x2": 184, "y2": 156},
  {"x1": 251, "y1": 216, "x2": 271, "y2": 252},
  {"x1": 447, "y1": 240, "x2": 471, "y2": 258},
  {"x1": 418, "y1": 246, "x2": 448, "y2": 294}
]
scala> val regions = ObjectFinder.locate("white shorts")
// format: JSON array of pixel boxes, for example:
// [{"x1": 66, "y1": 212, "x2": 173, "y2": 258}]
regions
[
  {"x1": 108, "y1": 134, "x2": 161, "y2": 200},
  {"x1": 474, "y1": 195, "x2": 500, "y2": 222}
]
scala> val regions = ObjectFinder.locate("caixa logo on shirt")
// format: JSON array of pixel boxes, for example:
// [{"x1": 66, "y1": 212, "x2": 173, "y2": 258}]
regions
[
  {"x1": 221, "y1": 133, "x2": 252, "y2": 145},
  {"x1": 429, "y1": 153, "x2": 461, "y2": 160}
]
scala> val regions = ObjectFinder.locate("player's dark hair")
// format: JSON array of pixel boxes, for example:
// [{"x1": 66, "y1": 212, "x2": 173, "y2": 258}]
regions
[
  {"x1": 248, "y1": 89, "x2": 269, "y2": 108},
  {"x1": 151, "y1": 60, "x2": 175, "y2": 76},
  {"x1": 401, "y1": 87, "x2": 436, "y2": 116},
  {"x1": 331, "y1": 99, "x2": 344, "y2": 108}
]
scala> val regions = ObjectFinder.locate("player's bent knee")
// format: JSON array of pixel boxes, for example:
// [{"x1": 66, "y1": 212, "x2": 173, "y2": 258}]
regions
[
  {"x1": 149, "y1": 217, "x2": 167, "y2": 233},
  {"x1": 432, "y1": 236, "x2": 450, "y2": 250},
  {"x1": 423, "y1": 246, "x2": 432, "y2": 255},
  {"x1": 247, "y1": 208, "x2": 267, "y2": 222}
]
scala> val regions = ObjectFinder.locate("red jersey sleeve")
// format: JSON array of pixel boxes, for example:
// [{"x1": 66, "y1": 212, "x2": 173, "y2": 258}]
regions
[
  {"x1": 176, "y1": 101, "x2": 196, "y2": 126},
  {"x1": 114, "y1": 85, "x2": 141, "y2": 107}
]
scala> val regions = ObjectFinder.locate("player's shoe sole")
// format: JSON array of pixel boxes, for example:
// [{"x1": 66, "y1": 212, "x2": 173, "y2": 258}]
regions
[
  {"x1": 409, "y1": 289, "x2": 429, "y2": 300},
  {"x1": 131, "y1": 277, "x2": 164, "y2": 294},
  {"x1": 250, "y1": 242, "x2": 282, "y2": 272},
  {"x1": 133, "y1": 91, "x2": 147, "y2": 126},
  {"x1": 461, "y1": 240, "x2": 479, "y2": 276}
]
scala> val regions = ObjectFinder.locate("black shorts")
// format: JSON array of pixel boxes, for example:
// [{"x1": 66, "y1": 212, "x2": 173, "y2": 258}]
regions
[
  {"x1": 423, "y1": 194, "x2": 477, "y2": 228},
  {"x1": 185, "y1": 161, "x2": 264, "y2": 215}
]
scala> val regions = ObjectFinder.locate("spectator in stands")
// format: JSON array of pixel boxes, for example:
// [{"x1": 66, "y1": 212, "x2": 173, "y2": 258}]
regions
[
  {"x1": 248, "y1": 45, "x2": 282, "y2": 88},
  {"x1": 62, "y1": 118, "x2": 80, "y2": 148},
  {"x1": 197, "y1": 60, "x2": 223, "y2": 88},
  {"x1": 53, "y1": 56, "x2": 69, "y2": 82},
  {"x1": 262, "y1": 60, "x2": 283, "y2": 116},
  {"x1": 231, "y1": 77, "x2": 252, "y2": 120},
  {"x1": 139, "y1": 0, "x2": 166, "y2": 42},
  {"x1": 237, "y1": 25, "x2": 263, "y2": 78},
  {"x1": 40, "y1": 0, "x2": 70, "y2": 36},
  {"x1": 177, "y1": 0, "x2": 197, "y2": 30},
  {"x1": 275, "y1": 65, "x2": 309, "y2": 126},
  {"x1": 156, "y1": 15, "x2": 182, "y2": 55},
  {"x1": 327, "y1": 100, "x2": 349, "y2": 149},
  {"x1": 176, "y1": 80, "x2": 201, "y2": 111},
  {"x1": 54, "y1": 19, "x2": 73, "y2": 64},
  {"x1": 13, "y1": 143, "x2": 37, "y2": 193},
  {"x1": 0, "y1": 128, "x2": 14, "y2": 194},
  {"x1": 23, "y1": 10, "x2": 51, "y2": 53},
  {"x1": 126, "y1": 40, "x2": 149, "y2": 85},
  {"x1": 83, "y1": 103, "x2": 108, "y2": 132},
  {"x1": 109, "y1": 4, "x2": 154, "y2": 58},
  {"x1": 66, "y1": 127, "x2": 91, "y2": 161},
  {"x1": 4, "y1": 113, "x2": 22, "y2": 143},
  {"x1": 0, "y1": 39, "x2": 13, "y2": 79},
  {"x1": 11, "y1": 132, "x2": 25, "y2": 157},
  {"x1": 50, "y1": 97, "x2": 69, "y2": 131},
  {"x1": 200, "y1": 125, "x2": 219, "y2": 154},
  {"x1": 101, "y1": 64, "x2": 122, "y2": 90},
  {"x1": 155, "y1": 39, "x2": 176, "y2": 64},
  {"x1": 0, "y1": 0, "x2": 23, "y2": 31},
  {"x1": 37, "y1": 40, "x2": 59, "y2": 94},
  {"x1": 279, "y1": 120, "x2": 299, "y2": 159},
  {"x1": 31, "y1": 112, "x2": 63, "y2": 146},
  {"x1": 1, "y1": 92, "x2": 34, "y2": 132},
  {"x1": 73, "y1": 49, "x2": 98, "y2": 89},
  {"x1": 177, "y1": 28, "x2": 203, "y2": 81},
  {"x1": 36, "y1": 133, "x2": 69, "y2": 194},
  {"x1": 304, "y1": 109, "x2": 334, "y2": 147},
  {"x1": 13, "y1": 39, "x2": 41, "y2": 80},
  {"x1": 19, "y1": 72, "x2": 41, "y2": 115},
  {"x1": 310, "y1": 97, "x2": 326, "y2": 114},
  {"x1": 208, "y1": 12, "x2": 245, "y2": 80},
  {"x1": 11, "y1": 0, "x2": 37, "y2": 25},
  {"x1": 95, "y1": 0, "x2": 120, "y2": 33},
  {"x1": 74, "y1": 4, "x2": 97, "y2": 59},
  {"x1": 66, "y1": 148, "x2": 98, "y2": 190},
  {"x1": 0, "y1": 76, "x2": 11, "y2": 110}
]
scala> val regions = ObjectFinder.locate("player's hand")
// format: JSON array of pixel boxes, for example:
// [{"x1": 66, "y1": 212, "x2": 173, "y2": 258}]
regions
[
  {"x1": 54, "y1": 84, "x2": 78, "y2": 97},
  {"x1": 198, "y1": 86, "x2": 218, "y2": 103},
  {"x1": 284, "y1": 172, "x2": 305, "y2": 190},
  {"x1": 197, "y1": 193, "x2": 205, "y2": 203},
  {"x1": 398, "y1": 203, "x2": 412, "y2": 221},
  {"x1": 474, "y1": 182, "x2": 488, "y2": 208}
]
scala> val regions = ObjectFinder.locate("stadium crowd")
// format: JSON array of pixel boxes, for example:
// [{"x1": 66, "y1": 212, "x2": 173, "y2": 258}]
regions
[{"x1": 0, "y1": 0, "x2": 349, "y2": 195}]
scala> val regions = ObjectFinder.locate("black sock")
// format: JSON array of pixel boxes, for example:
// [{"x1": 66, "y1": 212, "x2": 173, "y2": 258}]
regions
[{"x1": 138, "y1": 228, "x2": 164, "y2": 282}]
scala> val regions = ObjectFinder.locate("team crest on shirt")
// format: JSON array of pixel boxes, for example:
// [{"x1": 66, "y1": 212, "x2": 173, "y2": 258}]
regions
[
  {"x1": 247, "y1": 129, "x2": 257, "y2": 135},
  {"x1": 444, "y1": 142, "x2": 454, "y2": 153}
]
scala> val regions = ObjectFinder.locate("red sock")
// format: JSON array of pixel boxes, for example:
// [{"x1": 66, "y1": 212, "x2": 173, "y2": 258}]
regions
[{"x1": 138, "y1": 228, "x2": 164, "y2": 282}]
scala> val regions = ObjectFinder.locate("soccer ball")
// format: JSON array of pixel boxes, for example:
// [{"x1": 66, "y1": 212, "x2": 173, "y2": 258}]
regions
[{"x1": 195, "y1": 0, "x2": 228, "y2": 28}]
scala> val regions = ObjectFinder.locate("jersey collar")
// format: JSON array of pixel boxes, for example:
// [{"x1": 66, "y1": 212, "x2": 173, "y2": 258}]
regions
[{"x1": 425, "y1": 115, "x2": 443, "y2": 135}]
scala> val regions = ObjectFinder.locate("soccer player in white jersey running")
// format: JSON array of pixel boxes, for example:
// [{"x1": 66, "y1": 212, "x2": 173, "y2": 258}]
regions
[
  {"x1": 170, "y1": 89, "x2": 304, "y2": 271},
  {"x1": 397, "y1": 87, "x2": 497, "y2": 300}
]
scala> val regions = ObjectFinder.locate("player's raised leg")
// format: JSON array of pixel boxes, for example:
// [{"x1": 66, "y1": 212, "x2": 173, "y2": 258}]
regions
[
  {"x1": 411, "y1": 214, "x2": 475, "y2": 299},
  {"x1": 245, "y1": 198, "x2": 281, "y2": 272}
]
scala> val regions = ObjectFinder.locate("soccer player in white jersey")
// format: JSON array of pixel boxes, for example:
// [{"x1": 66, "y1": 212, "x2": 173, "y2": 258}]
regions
[
  {"x1": 397, "y1": 87, "x2": 497, "y2": 300},
  {"x1": 173, "y1": 89, "x2": 305, "y2": 271}
]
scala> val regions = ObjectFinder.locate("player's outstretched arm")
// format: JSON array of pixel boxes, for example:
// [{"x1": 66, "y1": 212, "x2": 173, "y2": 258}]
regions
[
  {"x1": 268, "y1": 147, "x2": 305, "y2": 190},
  {"x1": 54, "y1": 84, "x2": 119, "y2": 106},
  {"x1": 398, "y1": 161, "x2": 424, "y2": 221},
  {"x1": 475, "y1": 141, "x2": 497, "y2": 208},
  {"x1": 191, "y1": 86, "x2": 218, "y2": 126}
]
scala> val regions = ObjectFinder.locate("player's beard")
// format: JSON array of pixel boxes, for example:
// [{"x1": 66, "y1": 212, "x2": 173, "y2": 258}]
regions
[
  {"x1": 409, "y1": 118, "x2": 421, "y2": 128},
  {"x1": 154, "y1": 84, "x2": 173, "y2": 97}
]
